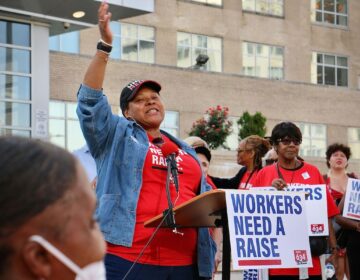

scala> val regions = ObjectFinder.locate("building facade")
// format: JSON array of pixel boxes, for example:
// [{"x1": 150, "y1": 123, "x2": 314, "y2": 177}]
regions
[{"x1": 2, "y1": 0, "x2": 360, "y2": 175}]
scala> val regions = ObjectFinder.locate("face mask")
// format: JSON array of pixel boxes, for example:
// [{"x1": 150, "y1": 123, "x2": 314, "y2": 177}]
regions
[{"x1": 29, "y1": 235, "x2": 106, "y2": 280}]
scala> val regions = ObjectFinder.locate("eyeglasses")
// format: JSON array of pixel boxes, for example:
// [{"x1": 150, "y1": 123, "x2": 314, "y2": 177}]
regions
[{"x1": 277, "y1": 138, "x2": 302, "y2": 146}]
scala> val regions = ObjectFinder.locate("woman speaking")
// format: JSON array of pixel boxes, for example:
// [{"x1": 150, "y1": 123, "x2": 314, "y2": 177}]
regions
[{"x1": 76, "y1": 2, "x2": 215, "y2": 280}]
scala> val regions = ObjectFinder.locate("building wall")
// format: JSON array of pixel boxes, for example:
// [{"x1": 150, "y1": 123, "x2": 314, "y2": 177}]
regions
[{"x1": 50, "y1": 0, "x2": 360, "y2": 175}]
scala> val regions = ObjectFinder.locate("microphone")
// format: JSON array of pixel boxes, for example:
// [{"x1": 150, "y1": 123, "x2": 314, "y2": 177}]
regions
[{"x1": 161, "y1": 142, "x2": 179, "y2": 193}]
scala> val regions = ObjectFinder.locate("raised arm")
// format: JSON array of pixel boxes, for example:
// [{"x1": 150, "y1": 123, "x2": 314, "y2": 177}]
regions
[{"x1": 83, "y1": 2, "x2": 113, "y2": 89}]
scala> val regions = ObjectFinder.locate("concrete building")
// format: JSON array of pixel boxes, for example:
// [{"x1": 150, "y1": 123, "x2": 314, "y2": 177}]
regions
[{"x1": 1, "y1": 0, "x2": 360, "y2": 175}]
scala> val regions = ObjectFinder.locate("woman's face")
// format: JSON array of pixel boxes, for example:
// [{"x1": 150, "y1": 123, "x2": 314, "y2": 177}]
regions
[
  {"x1": 20, "y1": 163, "x2": 106, "y2": 279},
  {"x1": 125, "y1": 87, "x2": 165, "y2": 131},
  {"x1": 237, "y1": 141, "x2": 254, "y2": 167},
  {"x1": 275, "y1": 136, "x2": 300, "y2": 162},
  {"x1": 48, "y1": 163, "x2": 106, "y2": 277},
  {"x1": 329, "y1": 150, "x2": 348, "y2": 170}
]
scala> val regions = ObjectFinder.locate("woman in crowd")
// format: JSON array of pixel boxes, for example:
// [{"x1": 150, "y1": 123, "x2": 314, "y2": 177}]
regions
[
  {"x1": 335, "y1": 198, "x2": 360, "y2": 280},
  {"x1": 210, "y1": 135, "x2": 271, "y2": 190},
  {"x1": 76, "y1": 2, "x2": 215, "y2": 279},
  {"x1": 325, "y1": 143, "x2": 357, "y2": 280},
  {"x1": 0, "y1": 136, "x2": 106, "y2": 280},
  {"x1": 252, "y1": 122, "x2": 339, "y2": 280}
]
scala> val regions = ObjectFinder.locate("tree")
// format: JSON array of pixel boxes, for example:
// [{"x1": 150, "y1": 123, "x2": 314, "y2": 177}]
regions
[
  {"x1": 237, "y1": 111, "x2": 267, "y2": 140},
  {"x1": 189, "y1": 105, "x2": 232, "y2": 149}
]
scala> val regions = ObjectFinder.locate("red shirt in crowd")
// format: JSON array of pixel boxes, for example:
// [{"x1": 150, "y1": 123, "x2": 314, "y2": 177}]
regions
[
  {"x1": 238, "y1": 169, "x2": 259, "y2": 190},
  {"x1": 252, "y1": 161, "x2": 339, "y2": 276}
]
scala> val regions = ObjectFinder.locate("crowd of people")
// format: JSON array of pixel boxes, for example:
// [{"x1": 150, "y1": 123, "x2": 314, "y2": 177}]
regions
[{"x1": 1, "y1": 2, "x2": 359, "y2": 280}]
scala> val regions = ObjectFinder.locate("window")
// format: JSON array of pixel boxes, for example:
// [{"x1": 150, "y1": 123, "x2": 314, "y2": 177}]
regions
[
  {"x1": 242, "y1": 0, "x2": 284, "y2": 16},
  {"x1": 161, "y1": 111, "x2": 180, "y2": 138},
  {"x1": 49, "y1": 101, "x2": 85, "y2": 151},
  {"x1": 49, "y1": 31, "x2": 80, "y2": 54},
  {"x1": 0, "y1": 20, "x2": 31, "y2": 137},
  {"x1": 190, "y1": 0, "x2": 222, "y2": 6},
  {"x1": 177, "y1": 32, "x2": 222, "y2": 72},
  {"x1": 348, "y1": 128, "x2": 360, "y2": 159},
  {"x1": 242, "y1": 42, "x2": 284, "y2": 79},
  {"x1": 311, "y1": 52, "x2": 348, "y2": 87},
  {"x1": 110, "y1": 22, "x2": 155, "y2": 63},
  {"x1": 296, "y1": 123, "x2": 327, "y2": 157},
  {"x1": 312, "y1": 0, "x2": 348, "y2": 27}
]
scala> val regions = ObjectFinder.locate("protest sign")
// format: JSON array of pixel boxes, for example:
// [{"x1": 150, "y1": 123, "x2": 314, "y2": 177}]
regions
[
  {"x1": 255, "y1": 185, "x2": 328, "y2": 236},
  {"x1": 225, "y1": 190, "x2": 312, "y2": 270},
  {"x1": 343, "y1": 178, "x2": 360, "y2": 220}
]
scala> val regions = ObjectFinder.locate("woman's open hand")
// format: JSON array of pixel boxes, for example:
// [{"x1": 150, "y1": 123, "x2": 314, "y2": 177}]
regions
[{"x1": 98, "y1": 1, "x2": 113, "y2": 44}]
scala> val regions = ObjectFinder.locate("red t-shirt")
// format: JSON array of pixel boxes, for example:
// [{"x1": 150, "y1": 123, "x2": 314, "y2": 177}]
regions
[
  {"x1": 238, "y1": 170, "x2": 259, "y2": 190},
  {"x1": 107, "y1": 134, "x2": 202, "y2": 266},
  {"x1": 252, "y1": 161, "x2": 339, "y2": 276},
  {"x1": 324, "y1": 176, "x2": 344, "y2": 202}
]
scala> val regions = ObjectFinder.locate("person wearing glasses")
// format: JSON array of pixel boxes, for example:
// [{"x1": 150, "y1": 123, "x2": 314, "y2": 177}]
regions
[
  {"x1": 252, "y1": 122, "x2": 339, "y2": 280},
  {"x1": 210, "y1": 135, "x2": 271, "y2": 190}
]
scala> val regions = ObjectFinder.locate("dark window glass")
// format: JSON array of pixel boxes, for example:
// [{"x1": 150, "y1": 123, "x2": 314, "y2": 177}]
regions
[
  {"x1": 324, "y1": 66, "x2": 335, "y2": 85},
  {"x1": 337, "y1": 68, "x2": 348, "y2": 86}
]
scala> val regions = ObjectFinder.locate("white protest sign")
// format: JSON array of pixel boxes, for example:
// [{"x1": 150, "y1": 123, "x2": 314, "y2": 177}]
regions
[
  {"x1": 225, "y1": 190, "x2": 312, "y2": 270},
  {"x1": 343, "y1": 178, "x2": 360, "y2": 220},
  {"x1": 254, "y1": 185, "x2": 328, "y2": 236}
]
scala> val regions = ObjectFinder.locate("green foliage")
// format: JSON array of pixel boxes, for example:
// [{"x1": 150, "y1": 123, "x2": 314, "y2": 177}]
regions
[
  {"x1": 189, "y1": 105, "x2": 232, "y2": 150},
  {"x1": 237, "y1": 111, "x2": 267, "y2": 140}
]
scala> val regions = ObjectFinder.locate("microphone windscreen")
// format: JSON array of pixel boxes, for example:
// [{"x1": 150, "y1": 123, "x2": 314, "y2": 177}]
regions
[{"x1": 161, "y1": 141, "x2": 179, "y2": 157}]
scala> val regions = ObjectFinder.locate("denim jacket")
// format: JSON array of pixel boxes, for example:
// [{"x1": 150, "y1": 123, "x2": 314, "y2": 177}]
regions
[{"x1": 77, "y1": 84, "x2": 216, "y2": 277}]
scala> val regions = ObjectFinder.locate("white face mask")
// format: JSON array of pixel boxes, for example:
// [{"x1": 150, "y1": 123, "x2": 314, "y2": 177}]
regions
[{"x1": 29, "y1": 235, "x2": 106, "y2": 280}]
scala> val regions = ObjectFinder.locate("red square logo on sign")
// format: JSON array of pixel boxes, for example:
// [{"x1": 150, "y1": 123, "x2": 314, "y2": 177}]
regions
[
  {"x1": 311, "y1": 224, "x2": 324, "y2": 234},
  {"x1": 294, "y1": 250, "x2": 308, "y2": 264}
]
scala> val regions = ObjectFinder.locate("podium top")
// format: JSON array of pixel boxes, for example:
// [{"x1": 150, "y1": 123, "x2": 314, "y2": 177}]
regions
[{"x1": 144, "y1": 189, "x2": 226, "y2": 228}]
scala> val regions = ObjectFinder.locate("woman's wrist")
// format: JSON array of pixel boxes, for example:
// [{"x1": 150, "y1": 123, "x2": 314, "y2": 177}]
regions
[{"x1": 97, "y1": 39, "x2": 112, "y2": 55}]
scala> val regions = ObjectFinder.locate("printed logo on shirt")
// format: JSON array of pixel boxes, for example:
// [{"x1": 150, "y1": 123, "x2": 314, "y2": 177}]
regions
[
  {"x1": 148, "y1": 142, "x2": 185, "y2": 173},
  {"x1": 301, "y1": 172, "x2": 310, "y2": 180}
]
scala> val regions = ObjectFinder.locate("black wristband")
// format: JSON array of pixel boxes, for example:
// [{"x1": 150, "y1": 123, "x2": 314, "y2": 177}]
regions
[{"x1": 97, "y1": 40, "x2": 112, "y2": 54}]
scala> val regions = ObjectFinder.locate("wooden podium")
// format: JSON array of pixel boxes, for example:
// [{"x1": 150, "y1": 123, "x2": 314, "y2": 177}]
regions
[{"x1": 144, "y1": 189, "x2": 232, "y2": 280}]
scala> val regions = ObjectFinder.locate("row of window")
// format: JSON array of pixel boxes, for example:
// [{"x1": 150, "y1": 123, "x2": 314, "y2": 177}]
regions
[
  {"x1": 47, "y1": 101, "x2": 360, "y2": 160},
  {"x1": 0, "y1": 20, "x2": 32, "y2": 137},
  {"x1": 50, "y1": 25, "x2": 349, "y2": 87},
  {"x1": 192, "y1": 0, "x2": 348, "y2": 28}
]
